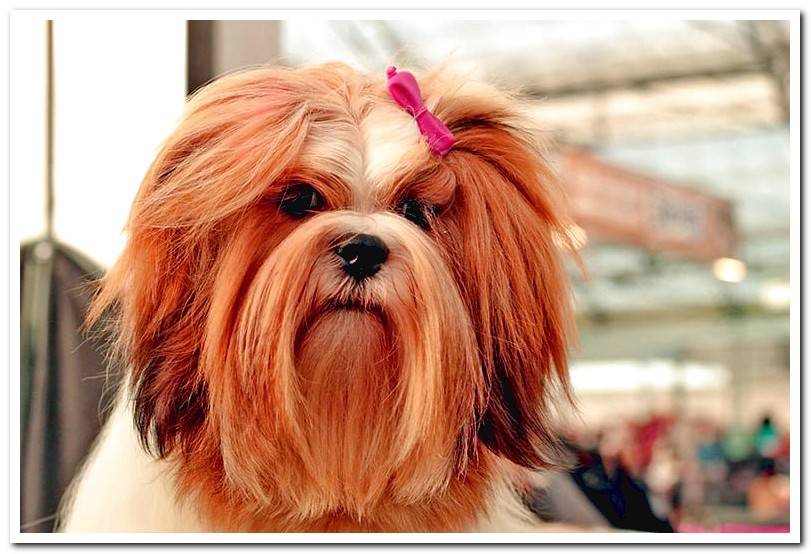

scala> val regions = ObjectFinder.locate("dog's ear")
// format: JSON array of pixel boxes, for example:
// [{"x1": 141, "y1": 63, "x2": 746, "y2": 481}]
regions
[
  {"x1": 441, "y1": 112, "x2": 577, "y2": 470},
  {"x1": 87, "y1": 68, "x2": 312, "y2": 457},
  {"x1": 86, "y1": 222, "x2": 211, "y2": 457}
]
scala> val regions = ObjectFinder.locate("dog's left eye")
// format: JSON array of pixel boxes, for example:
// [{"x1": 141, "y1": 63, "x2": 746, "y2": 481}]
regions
[
  {"x1": 278, "y1": 183, "x2": 324, "y2": 218},
  {"x1": 397, "y1": 198, "x2": 437, "y2": 229}
]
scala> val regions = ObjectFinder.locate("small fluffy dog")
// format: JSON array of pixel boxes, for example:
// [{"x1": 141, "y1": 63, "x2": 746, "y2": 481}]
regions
[{"x1": 59, "y1": 63, "x2": 577, "y2": 532}]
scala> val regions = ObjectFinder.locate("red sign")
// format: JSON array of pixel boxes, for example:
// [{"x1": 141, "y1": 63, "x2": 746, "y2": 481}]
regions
[{"x1": 557, "y1": 148, "x2": 737, "y2": 262}]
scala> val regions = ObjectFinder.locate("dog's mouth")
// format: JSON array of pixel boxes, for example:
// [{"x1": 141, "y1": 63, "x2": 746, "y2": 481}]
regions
[
  {"x1": 322, "y1": 298, "x2": 385, "y2": 317},
  {"x1": 295, "y1": 296, "x2": 389, "y2": 356}
]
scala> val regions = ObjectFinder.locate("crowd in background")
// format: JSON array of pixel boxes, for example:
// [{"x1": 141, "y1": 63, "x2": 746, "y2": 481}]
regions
[{"x1": 529, "y1": 412, "x2": 790, "y2": 532}]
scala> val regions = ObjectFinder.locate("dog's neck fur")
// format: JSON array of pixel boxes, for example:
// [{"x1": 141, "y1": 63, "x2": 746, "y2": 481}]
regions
[{"x1": 59, "y1": 396, "x2": 538, "y2": 532}]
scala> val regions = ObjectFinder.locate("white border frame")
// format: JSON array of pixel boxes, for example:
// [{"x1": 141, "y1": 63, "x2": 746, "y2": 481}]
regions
[{"x1": 8, "y1": 8, "x2": 801, "y2": 545}]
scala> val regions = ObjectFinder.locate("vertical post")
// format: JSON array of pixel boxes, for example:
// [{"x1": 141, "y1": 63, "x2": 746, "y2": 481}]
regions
[
  {"x1": 186, "y1": 20, "x2": 214, "y2": 96},
  {"x1": 44, "y1": 20, "x2": 54, "y2": 240},
  {"x1": 186, "y1": 20, "x2": 282, "y2": 96}
]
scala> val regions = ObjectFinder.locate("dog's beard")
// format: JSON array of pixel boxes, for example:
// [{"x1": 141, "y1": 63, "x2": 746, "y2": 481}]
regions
[
  {"x1": 203, "y1": 212, "x2": 485, "y2": 518},
  {"x1": 296, "y1": 310, "x2": 399, "y2": 512}
]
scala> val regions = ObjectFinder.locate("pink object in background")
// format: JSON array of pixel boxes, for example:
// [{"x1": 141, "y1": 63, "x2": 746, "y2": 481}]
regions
[
  {"x1": 386, "y1": 66, "x2": 455, "y2": 156},
  {"x1": 678, "y1": 523, "x2": 790, "y2": 533}
]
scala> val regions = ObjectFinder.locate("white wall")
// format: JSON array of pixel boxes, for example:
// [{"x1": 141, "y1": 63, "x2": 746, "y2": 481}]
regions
[{"x1": 12, "y1": 13, "x2": 187, "y2": 267}]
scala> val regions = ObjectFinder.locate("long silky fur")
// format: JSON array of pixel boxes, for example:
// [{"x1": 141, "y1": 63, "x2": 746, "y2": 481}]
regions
[{"x1": 63, "y1": 62, "x2": 578, "y2": 532}]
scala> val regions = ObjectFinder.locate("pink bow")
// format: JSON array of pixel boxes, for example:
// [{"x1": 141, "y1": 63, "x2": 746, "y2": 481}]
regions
[{"x1": 386, "y1": 66, "x2": 455, "y2": 156}]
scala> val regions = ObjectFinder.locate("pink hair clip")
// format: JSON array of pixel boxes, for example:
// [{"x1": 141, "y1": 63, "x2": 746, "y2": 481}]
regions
[{"x1": 386, "y1": 66, "x2": 455, "y2": 157}]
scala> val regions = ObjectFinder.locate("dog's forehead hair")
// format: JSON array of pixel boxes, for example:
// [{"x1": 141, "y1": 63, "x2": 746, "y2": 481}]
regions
[
  {"x1": 358, "y1": 103, "x2": 427, "y2": 207},
  {"x1": 297, "y1": 84, "x2": 436, "y2": 213},
  {"x1": 295, "y1": 69, "x2": 508, "y2": 213}
]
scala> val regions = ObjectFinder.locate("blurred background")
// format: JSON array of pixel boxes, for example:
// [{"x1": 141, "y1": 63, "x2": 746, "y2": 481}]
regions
[{"x1": 14, "y1": 17, "x2": 792, "y2": 533}]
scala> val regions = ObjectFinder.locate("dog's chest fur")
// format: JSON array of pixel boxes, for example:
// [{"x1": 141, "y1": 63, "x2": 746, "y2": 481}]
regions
[{"x1": 59, "y1": 399, "x2": 542, "y2": 532}]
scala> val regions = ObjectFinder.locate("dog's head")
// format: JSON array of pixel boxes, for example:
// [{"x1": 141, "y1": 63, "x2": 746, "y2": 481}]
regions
[{"x1": 92, "y1": 63, "x2": 576, "y2": 525}]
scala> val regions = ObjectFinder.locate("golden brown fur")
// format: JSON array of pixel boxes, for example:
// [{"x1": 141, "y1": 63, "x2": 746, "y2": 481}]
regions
[{"x1": 85, "y1": 63, "x2": 577, "y2": 532}]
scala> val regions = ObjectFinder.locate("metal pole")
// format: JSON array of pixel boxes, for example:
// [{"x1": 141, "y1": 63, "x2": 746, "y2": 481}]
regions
[{"x1": 45, "y1": 20, "x2": 54, "y2": 240}]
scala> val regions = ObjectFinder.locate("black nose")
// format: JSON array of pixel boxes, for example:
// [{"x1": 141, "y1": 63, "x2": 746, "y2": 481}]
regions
[{"x1": 335, "y1": 234, "x2": 389, "y2": 281}]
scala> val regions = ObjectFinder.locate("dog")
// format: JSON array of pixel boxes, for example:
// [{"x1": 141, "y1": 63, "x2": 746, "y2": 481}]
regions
[{"x1": 58, "y1": 63, "x2": 578, "y2": 532}]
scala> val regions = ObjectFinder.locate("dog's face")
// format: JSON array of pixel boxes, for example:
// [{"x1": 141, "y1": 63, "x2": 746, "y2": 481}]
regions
[{"x1": 93, "y1": 63, "x2": 575, "y2": 526}]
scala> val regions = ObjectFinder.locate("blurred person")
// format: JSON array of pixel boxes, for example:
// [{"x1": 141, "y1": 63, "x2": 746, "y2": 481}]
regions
[
  {"x1": 644, "y1": 438, "x2": 681, "y2": 520},
  {"x1": 772, "y1": 433, "x2": 790, "y2": 475},
  {"x1": 567, "y1": 426, "x2": 673, "y2": 532},
  {"x1": 695, "y1": 425, "x2": 728, "y2": 506},
  {"x1": 722, "y1": 424, "x2": 753, "y2": 464},
  {"x1": 634, "y1": 414, "x2": 673, "y2": 473},
  {"x1": 753, "y1": 415, "x2": 780, "y2": 458}
]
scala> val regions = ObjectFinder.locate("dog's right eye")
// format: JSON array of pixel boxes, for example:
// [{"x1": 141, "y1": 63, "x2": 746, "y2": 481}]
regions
[
  {"x1": 278, "y1": 183, "x2": 324, "y2": 218},
  {"x1": 397, "y1": 198, "x2": 437, "y2": 230}
]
